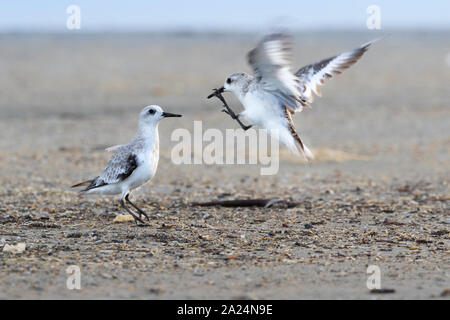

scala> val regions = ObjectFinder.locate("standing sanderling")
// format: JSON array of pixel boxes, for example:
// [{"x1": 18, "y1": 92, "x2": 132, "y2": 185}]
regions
[
  {"x1": 71, "y1": 105, "x2": 182, "y2": 224},
  {"x1": 208, "y1": 33, "x2": 378, "y2": 161}
]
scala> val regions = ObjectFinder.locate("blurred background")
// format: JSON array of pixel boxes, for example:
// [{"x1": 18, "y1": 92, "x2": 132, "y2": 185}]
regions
[
  {"x1": 0, "y1": 1, "x2": 449, "y2": 299},
  {"x1": 1, "y1": 1, "x2": 449, "y2": 181},
  {"x1": 2, "y1": 0, "x2": 450, "y2": 31}
]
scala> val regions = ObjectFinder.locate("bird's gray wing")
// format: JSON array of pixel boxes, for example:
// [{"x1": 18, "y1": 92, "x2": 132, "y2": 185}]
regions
[
  {"x1": 247, "y1": 33, "x2": 307, "y2": 112},
  {"x1": 84, "y1": 148, "x2": 138, "y2": 190},
  {"x1": 296, "y1": 39, "x2": 377, "y2": 103}
]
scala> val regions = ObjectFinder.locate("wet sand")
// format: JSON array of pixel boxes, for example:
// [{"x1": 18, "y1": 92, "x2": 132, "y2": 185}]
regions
[{"x1": 0, "y1": 32, "x2": 448, "y2": 299}]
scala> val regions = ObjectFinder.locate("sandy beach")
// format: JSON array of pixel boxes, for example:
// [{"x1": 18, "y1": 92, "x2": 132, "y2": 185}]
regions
[{"x1": 0, "y1": 32, "x2": 448, "y2": 299}]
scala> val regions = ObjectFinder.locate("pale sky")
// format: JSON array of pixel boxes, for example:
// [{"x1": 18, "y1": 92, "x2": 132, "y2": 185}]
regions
[{"x1": 1, "y1": 0, "x2": 449, "y2": 32}]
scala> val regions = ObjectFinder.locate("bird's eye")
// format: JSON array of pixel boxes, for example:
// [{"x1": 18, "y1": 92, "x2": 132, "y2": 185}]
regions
[
  {"x1": 226, "y1": 78, "x2": 232, "y2": 84},
  {"x1": 148, "y1": 109, "x2": 155, "y2": 115}
]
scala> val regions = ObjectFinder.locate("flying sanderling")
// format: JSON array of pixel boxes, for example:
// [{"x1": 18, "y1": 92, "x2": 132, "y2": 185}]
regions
[
  {"x1": 208, "y1": 33, "x2": 378, "y2": 161},
  {"x1": 71, "y1": 105, "x2": 182, "y2": 224}
]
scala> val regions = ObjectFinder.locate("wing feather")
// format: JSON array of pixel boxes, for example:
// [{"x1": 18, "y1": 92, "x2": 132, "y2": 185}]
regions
[
  {"x1": 296, "y1": 39, "x2": 377, "y2": 103},
  {"x1": 105, "y1": 144, "x2": 124, "y2": 152},
  {"x1": 247, "y1": 33, "x2": 307, "y2": 112},
  {"x1": 246, "y1": 34, "x2": 378, "y2": 112},
  {"x1": 82, "y1": 152, "x2": 138, "y2": 191}
]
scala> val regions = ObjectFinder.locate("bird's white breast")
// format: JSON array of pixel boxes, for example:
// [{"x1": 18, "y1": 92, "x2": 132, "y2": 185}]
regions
[
  {"x1": 126, "y1": 138, "x2": 159, "y2": 191},
  {"x1": 240, "y1": 90, "x2": 284, "y2": 128}
]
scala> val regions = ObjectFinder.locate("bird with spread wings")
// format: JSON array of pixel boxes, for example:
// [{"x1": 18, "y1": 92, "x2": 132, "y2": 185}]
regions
[{"x1": 208, "y1": 33, "x2": 378, "y2": 161}]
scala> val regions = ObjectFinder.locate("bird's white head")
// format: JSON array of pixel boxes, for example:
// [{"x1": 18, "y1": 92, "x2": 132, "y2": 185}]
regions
[
  {"x1": 138, "y1": 105, "x2": 182, "y2": 131},
  {"x1": 223, "y1": 72, "x2": 253, "y2": 96}
]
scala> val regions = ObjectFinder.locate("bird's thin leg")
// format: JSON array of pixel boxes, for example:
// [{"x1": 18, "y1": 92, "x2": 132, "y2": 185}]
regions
[
  {"x1": 222, "y1": 108, "x2": 252, "y2": 131},
  {"x1": 236, "y1": 119, "x2": 253, "y2": 131},
  {"x1": 211, "y1": 89, "x2": 252, "y2": 131},
  {"x1": 125, "y1": 194, "x2": 150, "y2": 221},
  {"x1": 120, "y1": 199, "x2": 145, "y2": 225}
]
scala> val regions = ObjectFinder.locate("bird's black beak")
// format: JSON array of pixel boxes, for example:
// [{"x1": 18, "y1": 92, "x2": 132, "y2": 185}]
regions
[
  {"x1": 162, "y1": 112, "x2": 182, "y2": 118},
  {"x1": 207, "y1": 86, "x2": 225, "y2": 99}
]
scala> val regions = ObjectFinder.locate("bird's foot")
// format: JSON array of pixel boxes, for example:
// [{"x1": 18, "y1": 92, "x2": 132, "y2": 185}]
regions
[
  {"x1": 222, "y1": 108, "x2": 237, "y2": 119},
  {"x1": 125, "y1": 195, "x2": 150, "y2": 222},
  {"x1": 121, "y1": 198, "x2": 147, "y2": 225},
  {"x1": 132, "y1": 215, "x2": 146, "y2": 225},
  {"x1": 137, "y1": 211, "x2": 150, "y2": 222},
  {"x1": 210, "y1": 89, "x2": 252, "y2": 131},
  {"x1": 124, "y1": 209, "x2": 145, "y2": 225},
  {"x1": 221, "y1": 108, "x2": 252, "y2": 130}
]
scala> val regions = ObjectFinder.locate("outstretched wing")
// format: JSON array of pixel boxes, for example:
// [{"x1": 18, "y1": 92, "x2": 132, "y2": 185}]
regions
[
  {"x1": 247, "y1": 33, "x2": 307, "y2": 112},
  {"x1": 296, "y1": 39, "x2": 377, "y2": 103},
  {"x1": 83, "y1": 152, "x2": 138, "y2": 191}
]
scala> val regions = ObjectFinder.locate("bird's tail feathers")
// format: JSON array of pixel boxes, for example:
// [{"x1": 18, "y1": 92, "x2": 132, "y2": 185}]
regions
[
  {"x1": 71, "y1": 180, "x2": 93, "y2": 191},
  {"x1": 301, "y1": 144, "x2": 315, "y2": 162},
  {"x1": 284, "y1": 107, "x2": 314, "y2": 162}
]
